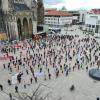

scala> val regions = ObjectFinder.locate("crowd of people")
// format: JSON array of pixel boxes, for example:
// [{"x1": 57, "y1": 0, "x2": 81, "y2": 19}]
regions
[{"x1": 0, "y1": 33, "x2": 100, "y2": 100}]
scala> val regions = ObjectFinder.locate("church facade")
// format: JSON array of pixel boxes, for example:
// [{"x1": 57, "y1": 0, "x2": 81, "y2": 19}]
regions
[{"x1": 0, "y1": 0, "x2": 39, "y2": 41}]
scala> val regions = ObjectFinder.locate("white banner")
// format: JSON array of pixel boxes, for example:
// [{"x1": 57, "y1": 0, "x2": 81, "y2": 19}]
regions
[{"x1": 11, "y1": 74, "x2": 18, "y2": 85}]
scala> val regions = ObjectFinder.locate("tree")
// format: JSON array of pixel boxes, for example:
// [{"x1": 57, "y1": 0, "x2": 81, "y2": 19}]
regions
[
  {"x1": 0, "y1": 83, "x2": 62, "y2": 100},
  {"x1": 61, "y1": 6, "x2": 67, "y2": 11},
  {"x1": 12, "y1": 84, "x2": 54, "y2": 100}
]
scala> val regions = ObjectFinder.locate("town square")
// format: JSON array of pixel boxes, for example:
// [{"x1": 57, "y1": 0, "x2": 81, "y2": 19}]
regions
[{"x1": 0, "y1": 0, "x2": 100, "y2": 100}]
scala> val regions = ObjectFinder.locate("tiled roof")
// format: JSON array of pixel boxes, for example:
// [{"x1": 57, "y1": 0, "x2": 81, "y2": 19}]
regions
[
  {"x1": 90, "y1": 9, "x2": 100, "y2": 14},
  {"x1": 45, "y1": 10, "x2": 72, "y2": 17},
  {"x1": 14, "y1": 3, "x2": 30, "y2": 11}
]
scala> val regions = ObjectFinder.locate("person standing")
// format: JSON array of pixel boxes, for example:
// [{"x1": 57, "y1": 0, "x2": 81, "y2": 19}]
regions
[
  {"x1": 3, "y1": 64, "x2": 6, "y2": 69},
  {"x1": 96, "y1": 97, "x2": 99, "y2": 100},
  {"x1": 48, "y1": 73, "x2": 51, "y2": 79},
  {"x1": 0, "y1": 84, "x2": 3, "y2": 91},
  {"x1": 15, "y1": 86, "x2": 18, "y2": 93},
  {"x1": 8, "y1": 79, "x2": 11, "y2": 86},
  {"x1": 9, "y1": 93, "x2": 12, "y2": 100},
  {"x1": 34, "y1": 77, "x2": 37, "y2": 83},
  {"x1": 30, "y1": 78, "x2": 33, "y2": 84}
]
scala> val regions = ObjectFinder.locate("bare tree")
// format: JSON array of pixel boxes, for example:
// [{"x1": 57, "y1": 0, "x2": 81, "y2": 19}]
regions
[
  {"x1": 12, "y1": 84, "x2": 53, "y2": 100},
  {"x1": 0, "y1": 83, "x2": 61, "y2": 100}
]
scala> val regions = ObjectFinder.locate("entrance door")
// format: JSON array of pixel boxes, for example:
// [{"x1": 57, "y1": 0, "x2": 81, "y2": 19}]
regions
[
  {"x1": 23, "y1": 18, "x2": 29, "y2": 39},
  {"x1": 17, "y1": 19, "x2": 22, "y2": 40}
]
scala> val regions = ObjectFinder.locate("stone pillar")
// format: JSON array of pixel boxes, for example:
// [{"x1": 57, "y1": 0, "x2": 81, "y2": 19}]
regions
[
  {"x1": 33, "y1": 21, "x2": 37, "y2": 34},
  {"x1": 26, "y1": 18, "x2": 30, "y2": 38},
  {"x1": 21, "y1": 23, "x2": 24, "y2": 40},
  {"x1": 20, "y1": 18, "x2": 25, "y2": 40},
  {"x1": 14, "y1": 21, "x2": 19, "y2": 40}
]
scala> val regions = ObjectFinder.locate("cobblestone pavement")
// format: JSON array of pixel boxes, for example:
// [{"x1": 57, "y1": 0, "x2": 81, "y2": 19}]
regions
[{"x1": 0, "y1": 25, "x2": 100, "y2": 100}]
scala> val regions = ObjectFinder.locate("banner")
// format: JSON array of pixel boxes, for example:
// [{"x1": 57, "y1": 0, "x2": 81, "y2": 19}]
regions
[
  {"x1": 34, "y1": 71, "x2": 44, "y2": 77},
  {"x1": 11, "y1": 74, "x2": 18, "y2": 85},
  {"x1": 0, "y1": 56, "x2": 13, "y2": 60}
]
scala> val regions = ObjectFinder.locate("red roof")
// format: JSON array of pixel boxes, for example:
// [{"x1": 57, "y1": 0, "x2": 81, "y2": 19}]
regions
[
  {"x1": 90, "y1": 9, "x2": 100, "y2": 14},
  {"x1": 45, "y1": 10, "x2": 72, "y2": 17}
]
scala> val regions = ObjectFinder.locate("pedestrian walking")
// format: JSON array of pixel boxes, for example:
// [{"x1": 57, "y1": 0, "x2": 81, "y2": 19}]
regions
[
  {"x1": 9, "y1": 93, "x2": 12, "y2": 100},
  {"x1": 15, "y1": 86, "x2": 18, "y2": 93}
]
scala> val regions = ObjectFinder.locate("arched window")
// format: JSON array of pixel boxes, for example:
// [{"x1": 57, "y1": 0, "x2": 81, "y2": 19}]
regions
[{"x1": 17, "y1": 18, "x2": 22, "y2": 40}]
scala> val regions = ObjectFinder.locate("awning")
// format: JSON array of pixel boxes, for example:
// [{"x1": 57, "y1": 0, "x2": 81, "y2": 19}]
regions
[
  {"x1": 49, "y1": 27, "x2": 61, "y2": 30},
  {"x1": 34, "y1": 31, "x2": 46, "y2": 35}
]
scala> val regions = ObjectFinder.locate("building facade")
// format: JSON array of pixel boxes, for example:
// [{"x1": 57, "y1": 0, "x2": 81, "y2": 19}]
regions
[
  {"x1": 0, "y1": 0, "x2": 37, "y2": 41},
  {"x1": 85, "y1": 9, "x2": 100, "y2": 34},
  {"x1": 68, "y1": 10, "x2": 87, "y2": 25},
  {"x1": 68, "y1": 11, "x2": 80, "y2": 24},
  {"x1": 79, "y1": 10, "x2": 87, "y2": 24},
  {"x1": 44, "y1": 9, "x2": 72, "y2": 28}
]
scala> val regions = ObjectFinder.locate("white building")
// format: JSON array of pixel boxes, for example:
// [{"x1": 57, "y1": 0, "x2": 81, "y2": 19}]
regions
[
  {"x1": 68, "y1": 11, "x2": 80, "y2": 24},
  {"x1": 79, "y1": 10, "x2": 87, "y2": 23},
  {"x1": 85, "y1": 14, "x2": 100, "y2": 34},
  {"x1": 68, "y1": 10, "x2": 87, "y2": 25},
  {"x1": 44, "y1": 9, "x2": 72, "y2": 29}
]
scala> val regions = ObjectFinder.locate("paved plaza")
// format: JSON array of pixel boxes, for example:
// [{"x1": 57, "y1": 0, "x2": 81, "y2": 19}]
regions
[{"x1": 0, "y1": 25, "x2": 100, "y2": 100}]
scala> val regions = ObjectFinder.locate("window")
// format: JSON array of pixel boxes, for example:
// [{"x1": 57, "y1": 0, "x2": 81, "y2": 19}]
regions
[
  {"x1": 90, "y1": 16, "x2": 98, "y2": 19},
  {"x1": 92, "y1": 25, "x2": 95, "y2": 28},
  {"x1": 95, "y1": 25, "x2": 99, "y2": 33},
  {"x1": 48, "y1": 18, "x2": 50, "y2": 20},
  {"x1": 97, "y1": 20, "x2": 100, "y2": 24},
  {"x1": 89, "y1": 24, "x2": 91, "y2": 27}
]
